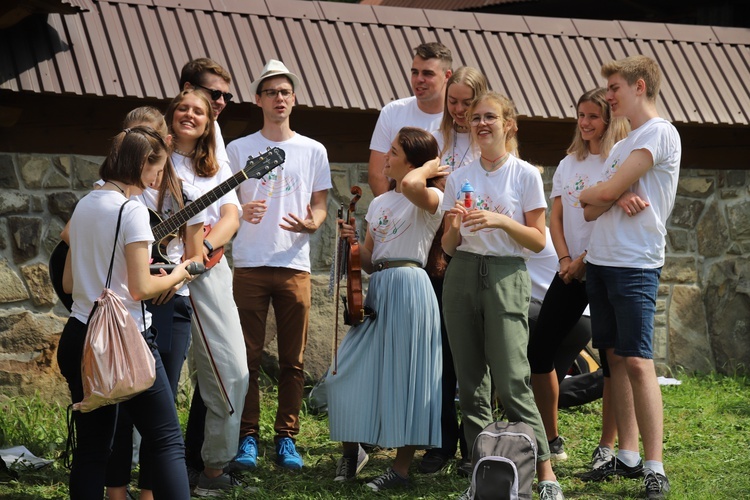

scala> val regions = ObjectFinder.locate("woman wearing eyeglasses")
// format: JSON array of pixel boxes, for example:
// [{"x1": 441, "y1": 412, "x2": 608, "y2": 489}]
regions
[{"x1": 441, "y1": 92, "x2": 565, "y2": 500}]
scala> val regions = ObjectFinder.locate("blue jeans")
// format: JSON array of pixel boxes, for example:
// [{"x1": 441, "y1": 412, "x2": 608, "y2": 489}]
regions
[
  {"x1": 585, "y1": 263, "x2": 661, "y2": 359},
  {"x1": 57, "y1": 318, "x2": 190, "y2": 499}
]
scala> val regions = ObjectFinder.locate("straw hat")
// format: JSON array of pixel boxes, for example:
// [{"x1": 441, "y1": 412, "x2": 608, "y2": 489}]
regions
[{"x1": 249, "y1": 59, "x2": 301, "y2": 95}]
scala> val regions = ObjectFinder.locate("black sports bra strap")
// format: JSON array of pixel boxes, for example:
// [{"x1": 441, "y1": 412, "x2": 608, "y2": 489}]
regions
[{"x1": 105, "y1": 200, "x2": 131, "y2": 289}]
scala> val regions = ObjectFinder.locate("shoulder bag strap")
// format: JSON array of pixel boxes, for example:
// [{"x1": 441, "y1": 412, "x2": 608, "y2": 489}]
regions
[{"x1": 104, "y1": 200, "x2": 131, "y2": 289}]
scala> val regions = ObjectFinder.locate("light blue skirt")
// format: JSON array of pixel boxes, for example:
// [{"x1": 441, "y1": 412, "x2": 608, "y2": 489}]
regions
[{"x1": 326, "y1": 266, "x2": 442, "y2": 448}]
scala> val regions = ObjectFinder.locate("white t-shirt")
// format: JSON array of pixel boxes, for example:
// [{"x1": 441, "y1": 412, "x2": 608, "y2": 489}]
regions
[
  {"x1": 526, "y1": 227, "x2": 557, "y2": 302},
  {"x1": 172, "y1": 153, "x2": 242, "y2": 227},
  {"x1": 214, "y1": 121, "x2": 230, "y2": 171},
  {"x1": 367, "y1": 188, "x2": 444, "y2": 267},
  {"x1": 226, "y1": 132, "x2": 332, "y2": 272},
  {"x1": 551, "y1": 153, "x2": 604, "y2": 261},
  {"x1": 442, "y1": 156, "x2": 547, "y2": 259},
  {"x1": 70, "y1": 190, "x2": 154, "y2": 327},
  {"x1": 587, "y1": 118, "x2": 681, "y2": 268},
  {"x1": 433, "y1": 129, "x2": 477, "y2": 173},
  {"x1": 370, "y1": 97, "x2": 443, "y2": 153}
]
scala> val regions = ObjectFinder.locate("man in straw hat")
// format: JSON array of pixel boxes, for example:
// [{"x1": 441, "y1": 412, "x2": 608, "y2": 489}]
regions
[{"x1": 226, "y1": 59, "x2": 332, "y2": 472}]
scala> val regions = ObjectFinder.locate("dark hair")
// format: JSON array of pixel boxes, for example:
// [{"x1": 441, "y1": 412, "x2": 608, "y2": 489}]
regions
[
  {"x1": 165, "y1": 90, "x2": 218, "y2": 178},
  {"x1": 179, "y1": 57, "x2": 231, "y2": 89},
  {"x1": 100, "y1": 126, "x2": 168, "y2": 189},
  {"x1": 394, "y1": 127, "x2": 447, "y2": 278},
  {"x1": 396, "y1": 127, "x2": 440, "y2": 174},
  {"x1": 414, "y1": 42, "x2": 453, "y2": 71}
]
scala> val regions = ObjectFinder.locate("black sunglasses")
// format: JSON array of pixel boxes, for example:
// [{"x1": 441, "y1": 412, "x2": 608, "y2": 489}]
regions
[{"x1": 193, "y1": 83, "x2": 233, "y2": 103}]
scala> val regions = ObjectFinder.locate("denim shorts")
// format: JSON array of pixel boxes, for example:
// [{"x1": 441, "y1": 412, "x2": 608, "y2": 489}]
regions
[{"x1": 585, "y1": 263, "x2": 661, "y2": 359}]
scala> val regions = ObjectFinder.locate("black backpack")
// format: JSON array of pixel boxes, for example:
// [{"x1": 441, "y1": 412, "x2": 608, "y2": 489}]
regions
[{"x1": 469, "y1": 421, "x2": 537, "y2": 500}]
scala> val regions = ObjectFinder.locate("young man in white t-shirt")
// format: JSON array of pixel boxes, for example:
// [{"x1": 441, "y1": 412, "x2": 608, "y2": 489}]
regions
[
  {"x1": 367, "y1": 42, "x2": 452, "y2": 196},
  {"x1": 579, "y1": 55, "x2": 681, "y2": 500},
  {"x1": 226, "y1": 59, "x2": 331, "y2": 472}
]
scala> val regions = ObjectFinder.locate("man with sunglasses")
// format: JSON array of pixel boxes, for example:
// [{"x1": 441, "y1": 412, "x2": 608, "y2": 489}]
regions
[
  {"x1": 179, "y1": 58, "x2": 234, "y2": 170},
  {"x1": 226, "y1": 59, "x2": 331, "y2": 473}
]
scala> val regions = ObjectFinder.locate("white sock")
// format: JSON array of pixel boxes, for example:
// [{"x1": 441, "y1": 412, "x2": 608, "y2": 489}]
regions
[
  {"x1": 644, "y1": 460, "x2": 665, "y2": 476},
  {"x1": 617, "y1": 449, "x2": 641, "y2": 467}
]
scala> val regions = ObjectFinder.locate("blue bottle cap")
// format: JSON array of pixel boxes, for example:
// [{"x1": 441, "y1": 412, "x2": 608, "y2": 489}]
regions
[{"x1": 460, "y1": 180, "x2": 474, "y2": 193}]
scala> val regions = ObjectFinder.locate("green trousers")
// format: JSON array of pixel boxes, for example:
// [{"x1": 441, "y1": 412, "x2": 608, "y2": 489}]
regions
[{"x1": 443, "y1": 251, "x2": 551, "y2": 461}]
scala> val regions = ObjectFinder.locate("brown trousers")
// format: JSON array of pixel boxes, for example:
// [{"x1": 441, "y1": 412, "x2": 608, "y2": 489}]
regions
[{"x1": 233, "y1": 266, "x2": 311, "y2": 441}]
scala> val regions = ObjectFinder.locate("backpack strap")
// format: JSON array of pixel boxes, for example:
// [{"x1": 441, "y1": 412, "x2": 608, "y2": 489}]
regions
[{"x1": 104, "y1": 200, "x2": 131, "y2": 289}]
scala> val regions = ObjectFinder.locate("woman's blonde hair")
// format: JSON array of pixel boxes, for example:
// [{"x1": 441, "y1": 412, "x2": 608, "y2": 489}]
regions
[
  {"x1": 468, "y1": 91, "x2": 519, "y2": 156},
  {"x1": 437, "y1": 67, "x2": 489, "y2": 158},
  {"x1": 165, "y1": 89, "x2": 218, "y2": 178},
  {"x1": 567, "y1": 88, "x2": 630, "y2": 161}
]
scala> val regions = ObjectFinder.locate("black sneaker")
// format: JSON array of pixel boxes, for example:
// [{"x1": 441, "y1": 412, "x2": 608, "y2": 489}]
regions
[
  {"x1": 577, "y1": 456, "x2": 644, "y2": 482},
  {"x1": 548, "y1": 436, "x2": 568, "y2": 462},
  {"x1": 644, "y1": 469, "x2": 670, "y2": 499},
  {"x1": 457, "y1": 458, "x2": 472, "y2": 478},
  {"x1": 334, "y1": 445, "x2": 369, "y2": 481},
  {"x1": 365, "y1": 468, "x2": 410, "y2": 492},
  {"x1": 417, "y1": 451, "x2": 452, "y2": 474},
  {"x1": 590, "y1": 445, "x2": 615, "y2": 470}
]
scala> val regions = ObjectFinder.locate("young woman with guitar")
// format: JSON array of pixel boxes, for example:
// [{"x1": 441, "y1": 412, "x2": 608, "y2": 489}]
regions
[
  {"x1": 164, "y1": 89, "x2": 249, "y2": 495},
  {"x1": 58, "y1": 126, "x2": 193, "y2": 499},
  {"x1": 326, "y1": 127, "x2": 448, "y2": 491}
]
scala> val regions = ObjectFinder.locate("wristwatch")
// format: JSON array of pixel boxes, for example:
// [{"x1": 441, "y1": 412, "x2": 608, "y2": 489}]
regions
[{"x1": 203, "y1": 239, "x2": 214, "y2": 253}]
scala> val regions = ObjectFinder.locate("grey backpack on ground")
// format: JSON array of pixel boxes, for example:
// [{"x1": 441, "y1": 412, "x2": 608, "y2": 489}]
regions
[{"x1": 469, "y1": 421, "x2": 537, "y2": 500}]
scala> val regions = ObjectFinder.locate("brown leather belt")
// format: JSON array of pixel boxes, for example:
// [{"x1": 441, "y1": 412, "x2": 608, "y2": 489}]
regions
[{"x1": 373, "y1": 260, "x2": 421, "y2": 272}]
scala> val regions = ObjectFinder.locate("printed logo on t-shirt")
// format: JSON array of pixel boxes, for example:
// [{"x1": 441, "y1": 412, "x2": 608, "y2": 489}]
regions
[
  {"x1": 467, "y1": 193, "x2": 515, "y2": 233},
  {"x1": 603, "y1": 156, "x2": 620, "y2": 182},
  {"x1": 370, "y1": 206, "x2": 412, "y2": 243},
  {"x1": 563, "y1": 174, "x2": 591, "y2": 208},
  {"x1": 257, "y1": 169, "x2": 301, "y2": 198}
]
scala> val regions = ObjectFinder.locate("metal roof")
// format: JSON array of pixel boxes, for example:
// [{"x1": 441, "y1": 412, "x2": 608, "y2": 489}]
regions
[
  {"x1": 1, "y1": 0, "x2": 749, "y2": 126},
  {"x1": 359, "y1": 0, "x2": 525, "y2": 9}
]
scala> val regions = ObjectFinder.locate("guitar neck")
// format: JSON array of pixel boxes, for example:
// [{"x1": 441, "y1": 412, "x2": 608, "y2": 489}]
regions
[{"x1": 151, "y1": 149, "x2": 283, "y2": 240}]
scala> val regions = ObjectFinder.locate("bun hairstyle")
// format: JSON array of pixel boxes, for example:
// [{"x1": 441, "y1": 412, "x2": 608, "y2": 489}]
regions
[{"x1": 100, "y1": 126, "x2": 168, "y2": 189}]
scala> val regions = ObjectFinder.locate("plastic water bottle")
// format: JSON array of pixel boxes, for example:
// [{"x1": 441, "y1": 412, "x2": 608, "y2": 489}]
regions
[
  {"x1": 459, "y1": 180, "x2": 475, "y2": 237},
  {"x1": 460, "y1": 180, "x2": 475, "y2": 209}
]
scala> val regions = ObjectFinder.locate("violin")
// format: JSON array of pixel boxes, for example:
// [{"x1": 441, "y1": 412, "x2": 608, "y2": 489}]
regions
[
  {"x1": 331, "y1": 186, "x2": 375, "y2": 374},
  {"x1": 341, "y1": 186, "x2": 365, "y2": 326}
]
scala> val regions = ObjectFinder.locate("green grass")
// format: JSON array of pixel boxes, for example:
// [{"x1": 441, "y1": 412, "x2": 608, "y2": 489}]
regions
[{"x1": 1, "y1": 372, "x2": 748, "y2": 499}]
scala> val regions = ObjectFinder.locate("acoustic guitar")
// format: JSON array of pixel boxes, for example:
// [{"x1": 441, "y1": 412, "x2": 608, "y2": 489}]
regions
[{"x1": 49, "y1": 147, "x2": 286, "y2": 311}]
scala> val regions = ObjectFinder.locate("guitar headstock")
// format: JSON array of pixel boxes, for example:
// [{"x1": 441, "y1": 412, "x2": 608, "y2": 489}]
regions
[{"x1": 243, "y1": 147, "x2": 286, "y2": 179}]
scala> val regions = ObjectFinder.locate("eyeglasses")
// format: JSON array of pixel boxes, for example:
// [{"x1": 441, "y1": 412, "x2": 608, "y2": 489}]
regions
[
  {"x1": 469, "y1": 114, "x2": 499, "y2": 126},
  {"x1": 260, "y1": 88, "x2": 294, "y2": 99},
  {"x1": 193, "y1": 83, "x2": 233, "y2": 103}
]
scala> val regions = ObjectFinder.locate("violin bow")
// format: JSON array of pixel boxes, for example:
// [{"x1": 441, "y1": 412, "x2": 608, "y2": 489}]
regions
[{"x1": 331, "y1": 203, "x2": 345, "y2": 375}]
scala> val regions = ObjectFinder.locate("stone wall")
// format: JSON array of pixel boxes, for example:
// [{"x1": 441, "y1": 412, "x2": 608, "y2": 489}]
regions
[{"x1": 1, "y1": 152, "x2": 748, "y2": 397}]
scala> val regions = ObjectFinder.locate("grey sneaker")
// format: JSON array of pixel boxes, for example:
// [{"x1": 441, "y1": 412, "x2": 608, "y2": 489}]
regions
[
  {"x1": 578, "y1": 456, "x2": 644, "y2": 482},
  {"x1": 591, "y1": 445, "x2": 615, "y2": 470},
  {"x1": 538, "y1": 481, "x2": 565, "y2": 500},
  {"x1": 644, "y1": 469, "x2": 670, "y2": 499},
  {"x1": 548, "y1": 436, "x2": 568, "y2": 462},
  {"x1": 334, "y1": 445, "x2": 369, "y2": 481},
  {"x1": 194, "y1": 472, "x2": 253, "y2": 497},
  {"x1": 365, "y1": 468, "x2": 410, "y2": 491}
]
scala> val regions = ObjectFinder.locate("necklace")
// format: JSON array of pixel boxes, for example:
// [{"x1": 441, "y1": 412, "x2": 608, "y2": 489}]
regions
[
  {"x1": 480, "y1": 152, "x2": 510, "y2": 175},
  {"x1": 173, "y1": 147, "x2": 195, "y2": 157},
  {"x1": 106, "y1": 180, "x2": 126, "y2": 195},
  {"x1": 452, "y1": 129, "x2": 471, "y2": 170}
]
